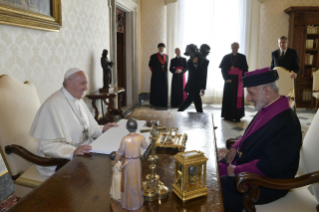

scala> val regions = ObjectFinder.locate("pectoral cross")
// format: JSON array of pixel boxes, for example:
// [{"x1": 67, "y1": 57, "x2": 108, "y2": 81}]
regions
[
  {"x1": 83, "y1": 128, "x2": 89, "y2": 141},
  {"x1": 237, "y1": 149, "x2": 242, "y2": 158}
]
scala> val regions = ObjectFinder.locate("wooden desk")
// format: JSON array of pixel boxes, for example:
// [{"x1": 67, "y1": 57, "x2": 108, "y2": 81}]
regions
[
  {"x1": 10, "y1": 110, "x2": 224, "y2": 212},
  {"x1": 86, "y1": 87, "x2": 125, "y2": 124}
]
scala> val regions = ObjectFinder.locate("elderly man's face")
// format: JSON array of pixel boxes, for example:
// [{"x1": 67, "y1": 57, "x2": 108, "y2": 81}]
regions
[
  {"x1": 246, "y1": 86, "x2": 268, "y2": 110},
  {"x1": 67, "y1": 72, "x2": 88, "y2": 99},
  {"x1": 278, "y1": 39, "x2": 288, "y2": 51},
  {"x1": 158, "y1": 47, "x2": 165, "y2": 53},
  {"x1": 231, "y1": 43, "x2": 239, "y2": 54}
]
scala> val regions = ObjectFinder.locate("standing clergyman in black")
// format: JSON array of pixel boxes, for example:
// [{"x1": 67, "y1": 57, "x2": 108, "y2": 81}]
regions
[
  {"x1": 170, "y1": 48, "x2": 187, "y2": 107},
  {"x1": 149, "y1": 43, "x2": 169, "y2": 107},
  {"x1": 220, "y1": 42, "x2": 248, "y2": 122}
]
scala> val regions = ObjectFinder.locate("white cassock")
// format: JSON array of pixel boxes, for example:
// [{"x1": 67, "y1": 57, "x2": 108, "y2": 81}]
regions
[{"x1": 30, "y1": 87, "x2": 103, "y2": 178}]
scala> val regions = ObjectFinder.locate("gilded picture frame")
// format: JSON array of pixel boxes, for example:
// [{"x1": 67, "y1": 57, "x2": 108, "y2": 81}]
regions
[{"x1": 0, "y1": 0, "x2": 62, "y2": 31}]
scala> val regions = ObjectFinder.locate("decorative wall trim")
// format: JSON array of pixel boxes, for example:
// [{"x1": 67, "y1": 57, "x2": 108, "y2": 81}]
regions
[
  {"x1": 117, "y1": 0, "x2": 138, "y2": 11},
  {"x1": 111, "y1": 0, "x2": 141, "y2": 105}
]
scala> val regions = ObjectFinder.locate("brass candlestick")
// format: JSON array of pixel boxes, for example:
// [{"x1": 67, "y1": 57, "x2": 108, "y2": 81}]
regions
[{"x1": 143, "y1": 121, "x2": 169, "y2": 201}]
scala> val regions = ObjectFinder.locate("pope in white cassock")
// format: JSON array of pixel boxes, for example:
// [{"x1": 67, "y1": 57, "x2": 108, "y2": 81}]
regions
[{"x1": 30, "y1": 68, "x2": 119, "y2": 178}]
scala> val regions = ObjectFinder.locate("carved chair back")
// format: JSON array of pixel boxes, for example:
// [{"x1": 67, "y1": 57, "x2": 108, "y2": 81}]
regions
[
  {"x1": 313, "y1": 70, "x2": 319, "y2": 91},
  {"x1": 274, "y1": 67, "x2": 294, "y2": 98},
  {"x1": 0, "y1": 75, "x2": 41, "y2": 177}
]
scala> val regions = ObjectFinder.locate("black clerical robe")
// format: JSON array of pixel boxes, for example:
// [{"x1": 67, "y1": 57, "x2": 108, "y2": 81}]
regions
[
  {"x1": 169, "y1": 57, "x2": 187, "y2": 107},
  {"x1": 149, "y1": 53, "x2": 169, "y2": 107},
  {"x1": 219, "y1": 53, "x2": 248, "y2": 121}
]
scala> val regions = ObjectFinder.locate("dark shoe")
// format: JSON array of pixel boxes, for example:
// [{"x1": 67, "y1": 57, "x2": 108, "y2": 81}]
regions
[{"x1": 214, "y1": 126, "x2": 218, "y2": 130}]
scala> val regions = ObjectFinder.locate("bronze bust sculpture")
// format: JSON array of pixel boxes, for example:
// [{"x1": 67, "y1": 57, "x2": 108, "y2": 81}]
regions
[{"x1": 101, "y1": 49, "x2": 113, "y2": 89}]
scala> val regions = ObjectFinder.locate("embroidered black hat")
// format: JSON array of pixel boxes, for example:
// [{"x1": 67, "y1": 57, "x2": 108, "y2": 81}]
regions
[{"x1": 242, "y1": 67, "x2": 279, "y2": 88}]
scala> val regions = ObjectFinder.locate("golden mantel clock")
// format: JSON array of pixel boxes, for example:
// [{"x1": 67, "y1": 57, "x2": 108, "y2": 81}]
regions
[{"x1": 172, "y1": 150, "x2": 208, "y2": 202}]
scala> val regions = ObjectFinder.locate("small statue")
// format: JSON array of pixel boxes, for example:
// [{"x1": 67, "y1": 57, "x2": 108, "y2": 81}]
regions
[
  {"x1": 101, "y1": 49, "x2": 113, "y2": 89},
  {"x1": 113, "y1": 118, "x2": 148, "y2": 211},
  {"x1": 110, "y1": 151, "x2": 129, "y2": 200}
]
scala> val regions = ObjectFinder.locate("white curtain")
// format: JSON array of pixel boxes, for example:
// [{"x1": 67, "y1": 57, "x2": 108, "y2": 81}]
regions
[{"x1": 170, "y1": 0, "x2": 260, "y2": 104}]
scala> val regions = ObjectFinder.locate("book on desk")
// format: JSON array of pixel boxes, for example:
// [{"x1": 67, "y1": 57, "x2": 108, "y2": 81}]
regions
[{"x1": 90, "y1": 119, "x2": 151, "y2": 159}]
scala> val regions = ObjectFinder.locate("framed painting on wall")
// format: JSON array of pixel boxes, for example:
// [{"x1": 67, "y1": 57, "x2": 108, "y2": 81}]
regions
[{"x1": 0, "y1": 0, "x2": 62, "y2": 31}]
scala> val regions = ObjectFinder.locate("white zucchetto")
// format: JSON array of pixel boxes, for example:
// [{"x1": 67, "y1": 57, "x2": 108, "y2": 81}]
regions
[{"x1": 64, "y1": 68, "x2": 82, "y2": 79}]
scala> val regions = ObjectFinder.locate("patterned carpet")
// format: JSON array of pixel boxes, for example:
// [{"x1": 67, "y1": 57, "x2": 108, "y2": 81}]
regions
[{"x1": 0, "y1": 192, "x2": 17, "y2": 212}]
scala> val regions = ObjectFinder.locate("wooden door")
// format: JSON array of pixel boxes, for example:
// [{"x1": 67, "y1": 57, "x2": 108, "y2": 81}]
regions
[{"x1": 116, "y1": 8, "x2": 126, "y2": 106}]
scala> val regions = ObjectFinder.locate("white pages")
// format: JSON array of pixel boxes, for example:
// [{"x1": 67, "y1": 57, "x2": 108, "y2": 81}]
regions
[{"x1": 90, "y1": 119, "x2": 150, "y2": 154}]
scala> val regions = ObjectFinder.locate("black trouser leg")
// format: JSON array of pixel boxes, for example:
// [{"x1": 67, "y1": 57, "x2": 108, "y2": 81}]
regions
[
  {"x1": 221, "y1": 175, "x2": 289, "y2": 212},
  {"x1": 178, "y1": 94, "x2": 193, "y2": 111},
  {"x1": 191, "y1": 92, "x2": 203, "y2": 112},
  {"x1": 221, "y1": 176, "x2": 243, "y2": 212}
]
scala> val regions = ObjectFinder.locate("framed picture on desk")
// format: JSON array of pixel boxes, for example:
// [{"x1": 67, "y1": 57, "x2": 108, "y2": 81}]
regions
[{"x1": 0, "y1": 0, "x2": 62, "y2": 31}]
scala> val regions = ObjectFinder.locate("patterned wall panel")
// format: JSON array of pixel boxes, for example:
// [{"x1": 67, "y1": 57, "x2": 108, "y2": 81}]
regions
[
  {"x1": 0, "y1": 0, "x2": 110, "y2": 103},
  {"x1": 141, "y1": 0, "x2": 167, "y2": 92},
  {"x1": 258, "y1": 0, "x2": 319, "y2": 69}
]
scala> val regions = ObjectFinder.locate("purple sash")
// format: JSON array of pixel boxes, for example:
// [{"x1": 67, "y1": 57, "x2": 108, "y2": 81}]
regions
[
  {"x1": 227, "y1": 68, "x2": 243, "y2": 109},
  {"x1": 176, "y1": 66, "x2": 187, "y2": 100}
]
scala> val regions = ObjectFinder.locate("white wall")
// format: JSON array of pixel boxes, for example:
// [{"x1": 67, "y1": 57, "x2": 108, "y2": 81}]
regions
[{"x1": 0, "y1": 0, "x2": 110, "y2": 103}]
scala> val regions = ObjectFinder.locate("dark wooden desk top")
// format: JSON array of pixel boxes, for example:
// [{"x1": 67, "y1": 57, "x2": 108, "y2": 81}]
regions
[{"x1": 10, "y1": 110, "x2": 224, "y2": 212}]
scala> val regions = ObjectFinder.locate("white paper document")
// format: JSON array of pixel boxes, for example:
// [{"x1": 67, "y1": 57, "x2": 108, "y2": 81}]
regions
[{"x1": 90, "y1": 119, "x2": 151, "y2": 154}]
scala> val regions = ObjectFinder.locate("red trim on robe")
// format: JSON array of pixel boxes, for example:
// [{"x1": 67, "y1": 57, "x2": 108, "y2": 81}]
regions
[{"x1": 157, "y1": 53, "x2": 167, "y2": 71}]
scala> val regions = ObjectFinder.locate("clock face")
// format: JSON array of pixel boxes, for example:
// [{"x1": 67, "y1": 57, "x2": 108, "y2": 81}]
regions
[
  {"x1": 187, "y1": 164, "x2": 204, "y2": 189},
  {"x1": 188, "y1": 166, "x2": 199, "y2": 175}
]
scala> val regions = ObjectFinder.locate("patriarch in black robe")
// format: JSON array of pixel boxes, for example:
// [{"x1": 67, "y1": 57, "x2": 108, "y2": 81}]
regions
[
  {"x1": 220, "y1": 68, "x2": 302, "y2": 212},
  {"x1": 219, "y1": 42, "x2": 248, "y2": 121},
  {"x1": 149, "y1": 43, "x2": 169, "y2": 107},
  {"x1": 169, "y1": 48, "x2": 187, "y2": 107}
]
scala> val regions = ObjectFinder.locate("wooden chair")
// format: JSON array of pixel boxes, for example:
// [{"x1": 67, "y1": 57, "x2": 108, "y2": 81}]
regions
[
  {"x1": 312, "y1": 70, "x2": 319, "y2": 111},
  {"x1": 273, "y1": 67, "x2": 296, "y2": 112},
  {"x1": 0, "y1": 75, "x2": 69, "y2": 198},
  {"x1": 235, "y1": 109, "x2": 319, "y2": 212}
]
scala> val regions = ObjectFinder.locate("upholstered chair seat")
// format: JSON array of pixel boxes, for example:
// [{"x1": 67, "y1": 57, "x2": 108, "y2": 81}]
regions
[
  {"x1": 312, "y1": 70, "x2": 319, "y2": 111},
  {"x1": 254, "y1": 186, "x2": 317, "y2": 212}
]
